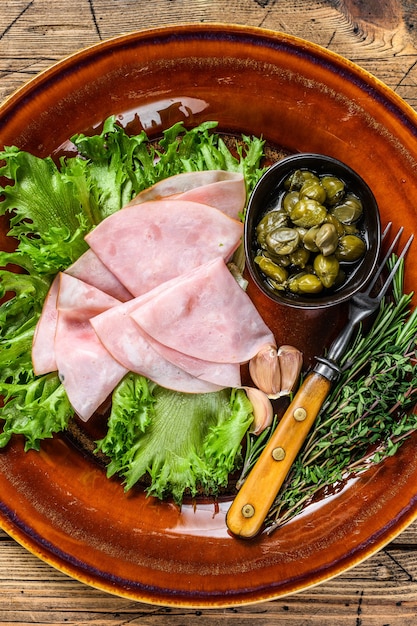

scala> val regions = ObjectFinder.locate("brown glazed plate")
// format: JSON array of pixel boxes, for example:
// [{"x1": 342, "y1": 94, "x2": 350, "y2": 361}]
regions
[{"x1": 1, "y1": 24, "x2": 417, "y2": 607}]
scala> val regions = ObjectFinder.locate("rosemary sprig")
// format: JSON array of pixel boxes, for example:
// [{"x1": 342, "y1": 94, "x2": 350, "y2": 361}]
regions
[{"x1": 237, "y1": 256, "x2": 417, "y2": 534}]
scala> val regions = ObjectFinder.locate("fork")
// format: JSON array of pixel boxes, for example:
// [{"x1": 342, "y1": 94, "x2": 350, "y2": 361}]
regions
[{"x1": 226, "y1": 223, "x2": 414, "y2": 538}]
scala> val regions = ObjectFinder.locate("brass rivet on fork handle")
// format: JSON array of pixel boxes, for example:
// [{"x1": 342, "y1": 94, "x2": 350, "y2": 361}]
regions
[
  {"x1": 241, "y1": 504, "x2": 255, "y2": 518},
  {"x1": 293, "y1": 407, "x2": 307, "y2": 421},
  {"x1": 272, "y1": 447, "x2": 286, "y2": 461}
]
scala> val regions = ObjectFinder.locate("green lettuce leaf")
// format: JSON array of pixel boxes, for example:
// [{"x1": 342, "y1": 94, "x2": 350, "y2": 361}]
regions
[
  {"x1": 96, "y1": 374, "x2": 254, "y2": 503},
  {"x1": 0, "y1": 373, "x2": 73, "y2": 451}
]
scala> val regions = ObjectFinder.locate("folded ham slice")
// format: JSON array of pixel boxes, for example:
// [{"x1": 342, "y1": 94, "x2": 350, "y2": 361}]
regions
[
  {"x1": 130, "y1": 257, "x2": 275, "y2": 364},
  {"x1": 90, "y1": 297, "x2": 231, "y2": 393},
  {"x1": 32, "y1": 275, "x2": 60, "y2": 376},
  {"x1": 66, "y1": 248, "x2": 132, "y2": 301},
  {"x1": 142, "y1": 332, "x2": 242, "y2": 388},
  {"x1": 55, "y1": 273, "x2": 128, "y2": 421},
  {"x1": 85, "y1": 199, "x2": 243, "y2": 296},
  {"x1": 129, "y1": 170, "x2": 246, "y2": 219}
]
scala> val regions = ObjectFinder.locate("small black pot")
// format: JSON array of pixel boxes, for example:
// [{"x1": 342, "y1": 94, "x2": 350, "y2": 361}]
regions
[{"x1": 244, "y1": 153, "x2": 381, "y2": 310}]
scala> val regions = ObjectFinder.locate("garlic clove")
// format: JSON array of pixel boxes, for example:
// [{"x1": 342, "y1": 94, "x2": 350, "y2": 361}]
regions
[
  {"x1": 277, "y1": 345, "x2": 303, "y2": 396},
  {"x1": 243, "y1": 386, "x2": 274, "y2": 435},
  {"x1": 249, "y1": 343, "x2": 281, "y2": 397}
]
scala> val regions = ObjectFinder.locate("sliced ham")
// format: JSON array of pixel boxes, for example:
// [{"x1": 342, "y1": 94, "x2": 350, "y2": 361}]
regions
[
  {"x1": 85, "y1": 199, "x2": 243, "y2": 296},
  {"x1": 66, "y1": 248, "x2": 132, "y2": 301},
  {"x1": 130, "y1": 257, "x2": 275, "y2": 364},
  {"x1": 55, "y1": 273, "x2": 128, "y2": 421},
  {"x1": 143, "y1": 333, "x2": 242, "y2": 388},
  {"x1": 32, "y1": 275, "x2": 60, "y2": 375},
  {"x1": 90, "y1": 297, "x2": 227, "y2": 393},
  {"x1": 129, "y1": 170, "x2": 246, "y2": 219},
  {"x1": 32, "y1": 250, "x2": 132, "y2": 376}
]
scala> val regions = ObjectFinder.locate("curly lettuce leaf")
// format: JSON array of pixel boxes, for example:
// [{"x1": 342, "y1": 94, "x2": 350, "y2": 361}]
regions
[
  {"x1": 0, "y1": 147, "x2": 88, "y2": 237},
  {"x1": 96, "y1": 374, "x2": 254, "y2": 503},
  {"x1": 0, "y1": 373, "x2": 73, "y2": 451}
]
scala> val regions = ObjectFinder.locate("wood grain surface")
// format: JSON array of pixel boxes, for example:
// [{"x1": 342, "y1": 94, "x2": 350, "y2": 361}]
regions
[{"x1": 1, "y1": 0, "x2": 417, "y2": 624}]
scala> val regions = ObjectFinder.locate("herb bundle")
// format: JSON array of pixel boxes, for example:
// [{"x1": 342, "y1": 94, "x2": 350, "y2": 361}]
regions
[{"x1": 238, "y1": 256, "x2": 417, "y2": 533}]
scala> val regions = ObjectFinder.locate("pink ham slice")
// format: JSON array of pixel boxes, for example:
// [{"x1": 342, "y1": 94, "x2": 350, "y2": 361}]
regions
[
  {"x1": 90, "y1": 297, "x2": 229, "y2": 393},
  {"x1": 66, "y1": 248, "x2": 132, "y2": 301},
  {"x1": 32, "y1": 275, "x2": 60, "y2": 375},
  {"x1": 32, "y1": 250, "x2": 133, "y2": 376},
  {"x1": 142, "y1": 333, "x2": 242, "y2": 388},
  {"x1": 85, "y1": 199, "x2": 243, "y2": 297},
  {"x1": 129, "y1": 170, "x2": 246, "y2": 219},
  {"x1": 55, "y1": 273, "x2": 128, "y2": 421},
  {"x1": 130, "y1": 257, "x2": 275, "y2": 364}
]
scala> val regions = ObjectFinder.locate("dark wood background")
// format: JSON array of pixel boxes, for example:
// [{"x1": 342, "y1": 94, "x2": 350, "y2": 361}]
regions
[{"x1": 1, "y1": 0, "x2": 417, "y2": 623}]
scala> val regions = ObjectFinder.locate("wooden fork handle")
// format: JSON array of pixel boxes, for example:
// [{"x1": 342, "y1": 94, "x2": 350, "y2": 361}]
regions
[{"x1": 226, "y1": 371, "x2": 332, "y2": 538}]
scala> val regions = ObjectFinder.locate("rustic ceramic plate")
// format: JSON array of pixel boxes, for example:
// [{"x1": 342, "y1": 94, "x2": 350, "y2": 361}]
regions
[{"x1": 1, "y1": 24, "x2": 417, "y2": 608}]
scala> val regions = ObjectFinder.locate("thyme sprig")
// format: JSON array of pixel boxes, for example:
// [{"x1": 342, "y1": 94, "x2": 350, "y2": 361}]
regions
[{"x1": 237, "y1": 256, "x2": 417, "y2": 534}]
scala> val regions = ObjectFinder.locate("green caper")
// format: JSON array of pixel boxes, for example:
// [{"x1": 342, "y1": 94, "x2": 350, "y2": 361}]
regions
[
  {"x1": 283, "y1": 169, "x2": 318, "y2": 191},
  {"x1": 313, "y1": 254, "x2": 340, "y2": 288},
  {"x1": 288, "y1": 272, "x2": 324, "y2": 294},
  {"x1": 335, "y1": 235, "x2": 366, "y2": 262},
  {"x1": 331, "y1": 193, "x2": 363, "y2": 224},
  {"x1": 320, "y1": 175, "x2": 345, "y2": 205},
  {"x1": 263, "y1": 250, "x2": 292, "y2": 267},
  {"x1": 315, "y1": 223, "x2": 338, "y2": 256},
  {"x1": 299, "y1": 178, "x2": 327, "y2": 204},
  {"x1": 289, "y1": 198, "x2": 327, "y2": 228},
  {"x1": 343, "y1": 223, "x2": 359, "y2": 235},
  {"x1": 324, "y1": 213, "x2": 346, "y2": 237},
  {"x1": 282, "y1": 191, "x2": 300, "y2": 215},
  {"x1": 256, "y1": 210, "x2": 288, "y2": 247},
  {"x1": 289, "y1": 247, "x2": 310, "y2": 269},
  {"x1": 255, "y1": 255, "x2": 289, "y2": 283},
  {"x1": 265, "y1": 227, "x2": 301, "y2": 255},
  {"x1": 302, "y1": 225, "x2": 321, "y2": 252}
]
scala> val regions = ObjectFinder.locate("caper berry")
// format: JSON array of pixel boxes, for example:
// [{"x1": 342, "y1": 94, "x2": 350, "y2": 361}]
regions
[
  {"x1": 289, "y1": 247, "x2": 310, "y2": 269},
  {"x1": 289, "y1": 198, "x2": 327, "y2": 228},
  {"x1": 265, "y1": 227, "x2": 301, "y2": 255},
  {"x1": 335, "y1": 234, "x2": 366, "y2": 262},
  {"x1": 282, "y1": 191, "x2": 300, "y2": 215},
  {"x1": 299, "y1": 179, "x2": 327, "y2": 204},
  {"x1": 320, "y1": 175, "x2": 345, "y2": 205},
  {"x1": 303, "y1": 226, "x2": 321, "y2": 252},
  {"x1": 256, "y1": 210, "x2": 288, "y2": 247},
  {"x1": 288, "y1": 273, "x2": 324, "y2": 294},
  {"x1": 331, "y1": 193, "x2": 363, "y2": 224},
  {"x1": 284, "y1": 169, "x2": 318, "y2": 191},
  {"x1": 255, "y1": 255, "x2": 289, "y2": 283},
  {"x1": 313, "y1": 254, "x2": 340, "y2": 288},
  {"x1": 315, "y1": 223, "x2": 338, "y2": 256}
]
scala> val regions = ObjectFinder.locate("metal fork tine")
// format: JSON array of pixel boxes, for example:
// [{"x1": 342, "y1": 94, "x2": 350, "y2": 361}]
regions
[
  {"x1": 365, "y1": 225, "x2": 404, "y2": 294},
  {"x1": 381, "y1": 221, "x2": 392, "y2": 242},
  {"x1": 376, "y1": 233, "x2": 414, "y2": 299}
]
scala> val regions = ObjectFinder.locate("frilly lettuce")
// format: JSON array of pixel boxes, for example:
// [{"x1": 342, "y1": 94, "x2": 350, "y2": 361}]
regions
[{"x1": 96, "y1": 374, "x2": 254, "y2": 503}]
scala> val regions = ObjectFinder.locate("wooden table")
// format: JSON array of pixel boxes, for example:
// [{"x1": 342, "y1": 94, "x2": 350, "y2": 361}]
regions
[{"x1": 1, "y1": 0, "x2": 417, "y2": 623}]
